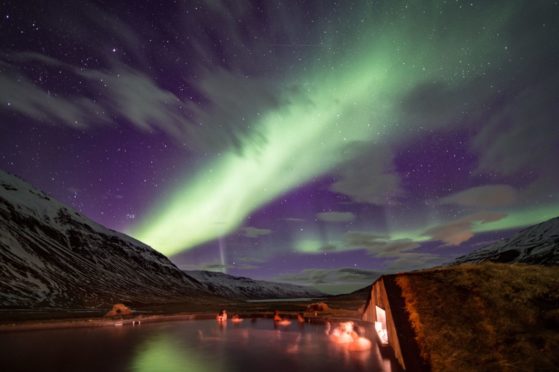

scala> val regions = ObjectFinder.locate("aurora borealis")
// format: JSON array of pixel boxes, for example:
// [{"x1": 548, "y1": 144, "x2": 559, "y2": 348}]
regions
[{"x1": 1, "y1": 0, "x2": 558, "y2": 292}]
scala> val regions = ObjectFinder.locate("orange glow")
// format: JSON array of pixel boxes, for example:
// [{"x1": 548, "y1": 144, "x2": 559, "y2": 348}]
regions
[
  {"x1": 277, "y1": 319, "x2": 292, "y2": 326},
  {"x1": 216, "y1": 309, "x2": 228, "y2": 322},
  {"x1": 273, "y1": 310, "x2": 291, "y2": 325},
  {"x1": 347, "y1": 337, "x2": 372, "y2": 351},
  {"x1": 328, "y1": 321, "x2": 372, "y2": 351}
]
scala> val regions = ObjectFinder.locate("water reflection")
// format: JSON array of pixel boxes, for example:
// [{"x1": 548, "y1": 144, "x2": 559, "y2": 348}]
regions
[
  {"x1": 0, "y1": 319, "x2": 399, "y2": 372},
  {"x1": 132, "y1": 334, "x2": 219, "y2": 372}
]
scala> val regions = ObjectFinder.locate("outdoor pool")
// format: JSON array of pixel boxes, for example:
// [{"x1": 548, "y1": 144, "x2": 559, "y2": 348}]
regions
[{"x1": 0, "y1": 318, "x2": 400, "y2": 371}]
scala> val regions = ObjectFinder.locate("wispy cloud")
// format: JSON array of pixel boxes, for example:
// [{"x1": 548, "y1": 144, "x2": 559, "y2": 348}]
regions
[
  {"x1": 316, "y1": 211, "x2": 355, "y2": 223},
  {"x1": 0, "y1": 64, "x2": 106, "y2": 128},
  {"x1": 385, "y1": 252, "x2": 447, "y2": 272},
  {"x1": 344, "y1": 231, "x2": 420, "y2": 257},
  {"x1": 283, "y1": 217, "x2": 305, "y2": 223},
  {"x1": 329, "y1": 144, "x2": 403, "y2": 206},
  {"x1": 438, "y1": 185, "x2": 518, "y2": 208},
  {"x1": 180, "y1": 262, "x2": 259, "y2": 271},
  {"x1": 424, "y1": 212, "x2": 507, "y2": 246},
  {"x1": 241, "y1": 226, "x2": 272, "y2": 238},
  {"x1": 274, "y1": 267, "x2": 383, "y2": 294},
  {"x1": 1, "y1": 53, "x2": 190, "y2": 135}
]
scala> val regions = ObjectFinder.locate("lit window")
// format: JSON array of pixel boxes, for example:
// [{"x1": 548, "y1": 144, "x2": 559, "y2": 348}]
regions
[{"x1": 375, "y1": 306, "x2": 388, "y2": 344}]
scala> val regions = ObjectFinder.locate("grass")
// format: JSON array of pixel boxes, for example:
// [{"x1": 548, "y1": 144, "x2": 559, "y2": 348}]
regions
[{"x1": 396, "y1": 263, "x2": 559, "y2": 371}]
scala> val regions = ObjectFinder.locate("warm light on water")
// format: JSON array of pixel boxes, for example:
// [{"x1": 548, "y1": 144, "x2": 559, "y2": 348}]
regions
[{"x1": 0, "y1": 319, "x2": 399, "y2": 371}]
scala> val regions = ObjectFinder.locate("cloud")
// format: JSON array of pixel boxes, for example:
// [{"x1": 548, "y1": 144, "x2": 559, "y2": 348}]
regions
[
  {"x1": 283, "y1": 217, "x2": 305, "y2": 223},
  {"x1": 373, "y1": 240, "x2": 422, "y2": 257},
  {"x1": 0, "y1": 54, "x2": 193, "y2": 136},
  {"x1": 344, "y1": 231, "x2": 388, "y2": 245},
  {"x1": 230, "y1": 264, "x2": 259, "y2": 270},
  {"x1": 184, "y1": 67, "x2": 283, "y2": 153},
  {"x1": 341, "y1": 231, "x2": 441, "y2": 271},
  {"x1": 395, "y1": 4, "x2": 559, "y2": 206},
  {"x1": 385, "y1": 252, "x2": 447, "y2": 273},
  {"x1": 294, "y1": 239, "x2": 335, "y2": 254},
  {"x1": 241, "y1": 226, "x2": 272, "y2": 238},
  {"x1": 424, "y1": 212, "x2": 507, "y2": 246},
  {"x1": 278, "y1": 267, "x2": 383, "y2": 284},
  {"x1": 39, "y1": 1, "x2": 143, "y2": 62},
  {"x1": 236, "y1": 256, "x2": 266, "y2": 264},
  {"x1": 399, "y1": 81, "x2": 484, "y2": 131},
  {"x1": 0, "y1": 66, "x2": 107, "y2": 128},
  {"x1": 180, "y1": 262, "x2": 259, "y2": 271},
  {"x1": 0, "y1": 1, "x2": 303, "y2": 155},
  {"x1": 82, "y1": 67, "x2": 191, "y2": 136},
  {"x1": 293, "y1": 231, "x2": 421, "y2": 257},
  {"x1": 316, "y1": 211, "x2": 355, "y2": 223},
  {"x1": 320, "y1": 243, "x2": 338, "y2": 252},
  {"x1": 344, "y1": 231, "x2": 420, "y2": 257},
  {"x1": 1, "y1": 50, "x2": 284, "y2": 155},
  {"x1": 438, "y1": 185, "x2": 518, "y2": 208},
  {"x1": 472, "y1": 66, "x2": 559, "y2": 178},
  {"x1": 274, "y1": 267, "x2": 383, "y2": 294},
  {"x1": 467, "y1": 17, "x2": 559, "y2": 204},
  {"x1": 1, "y1": 24, "x2": 284, "y2": 154},
  {"x1": 329, "y1": 144, "x2": 403, "y2": 206}
]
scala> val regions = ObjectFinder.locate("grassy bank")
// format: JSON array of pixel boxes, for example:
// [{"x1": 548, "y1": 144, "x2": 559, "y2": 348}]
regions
[{"x1": 396, "y1": 263, "x2": 559, "y2": 371}]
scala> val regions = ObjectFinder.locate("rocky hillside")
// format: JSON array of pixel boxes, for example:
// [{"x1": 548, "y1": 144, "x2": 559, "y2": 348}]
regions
[
  {"x1": 185, "y1": 270, "x2": 324, "y2": 299},
  {"x1": 455, "y1": 216, "x2": 559, "y2": 265},
  {"x1": 0, "y1": 170, "x2": 208, "y2": 309}
]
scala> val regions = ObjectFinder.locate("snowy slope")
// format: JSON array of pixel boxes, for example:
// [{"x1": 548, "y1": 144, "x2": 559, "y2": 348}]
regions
[
  {"x1": 455, "y1": 217, "x2": 559, "y2": 265},
  {"x1": 0, "y1": 170, "x2": 208, "y2": 308},
  {"x1": 185, "y1": 270, "x2": 325, "y2": 299}
]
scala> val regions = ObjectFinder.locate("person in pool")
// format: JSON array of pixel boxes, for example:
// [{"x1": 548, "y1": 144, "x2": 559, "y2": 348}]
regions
[
  {"x1": 274, "y1": 310, "x2": 291, "y2": 326},
  {"x1": 216, "y1": 309, "x2": 228, "y2": 322},
  {"x1": 329, "y1": 321, "x2": 372, "y2": 350},
  {"x1": 273, "y1": 310, "x2": 282, "y2": 322}
]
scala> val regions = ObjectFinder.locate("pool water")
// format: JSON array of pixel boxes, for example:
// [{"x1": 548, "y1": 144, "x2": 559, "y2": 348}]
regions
[{"x1": 0, "y1": 319, "x2": 400, "y2": 371}]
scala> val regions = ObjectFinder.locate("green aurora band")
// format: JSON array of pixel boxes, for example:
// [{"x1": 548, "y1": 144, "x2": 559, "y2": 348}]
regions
[
  {"x1": 293, "y1": 205, "x2": 559, "y2": 255},
  {"x1": 130, "y1": 2, "x2": 550, "y2": 256}
]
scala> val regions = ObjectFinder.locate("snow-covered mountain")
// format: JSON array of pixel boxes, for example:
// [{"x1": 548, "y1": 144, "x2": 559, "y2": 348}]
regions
[
  {"x1": 185, "y1": 270, "x2": 325, "y2": 299},
  {"x1": 0, "y1": 170, "x2": 209, "y2": 308},
  {"x1": 455, "y1": 217, "x2": 559, "y2": 265}
]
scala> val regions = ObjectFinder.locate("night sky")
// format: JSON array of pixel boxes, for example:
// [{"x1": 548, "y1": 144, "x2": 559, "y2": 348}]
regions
[{"x1": 1, "y1": 1, "x2": 558, "y2": 293}]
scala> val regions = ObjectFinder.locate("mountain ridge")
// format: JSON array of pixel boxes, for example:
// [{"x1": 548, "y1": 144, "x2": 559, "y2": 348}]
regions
[
  {"x1": 455, "y1": 216, "x2": 559, "y2": 265},
  {"x1": 0, "y1": 170, "x2": 209, "y2": 309},
  {"x1": 184, "y1": 270, "x2": 325, "y2": 299}
]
